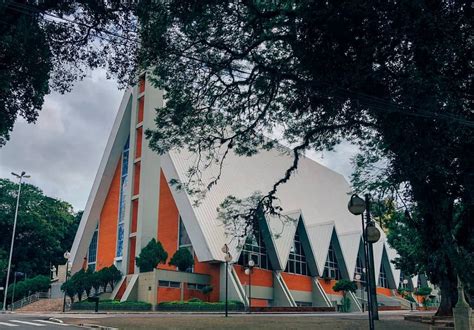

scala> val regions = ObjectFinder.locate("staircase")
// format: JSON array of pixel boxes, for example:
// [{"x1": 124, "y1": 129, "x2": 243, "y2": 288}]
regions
[{"x1": 16, "y1": 298, "x2": 63, "y2": 312}]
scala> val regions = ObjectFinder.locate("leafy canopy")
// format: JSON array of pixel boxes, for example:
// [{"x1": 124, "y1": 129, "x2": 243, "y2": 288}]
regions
[
  {"x1": 135, "y1": 239, "x2": 168, "y2": 273},
  {"x1": 169, "y1": 248, "x2": 194, "y2": 272}
]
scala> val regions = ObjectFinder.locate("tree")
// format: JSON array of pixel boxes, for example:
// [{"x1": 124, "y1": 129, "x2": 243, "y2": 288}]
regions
[
  {"x1": 107, "y1": 265, "x2": 122, "y2": 290},
  {"x1": 136, "y1": 1, "x2": 472, "y2": 316},
  {"x1": 70, "y1": 269, "x2": 86, "y2": 301},
  {"x1": 414, "y1": 286, "x2": 433, "y2": 307},
  {"x1": 0, "y1": 1, "x2": 137, "y2": 146},
  {"x1": 135, "y1": 239, "x2": 168, "y2": 272},
  {"x1": 61, "y1": 280, "x2": 76, "y2": 304},
  {"x1": 169, "y1": 248, "x2": 194, "y2": 272},
  {"x1": 333, "y1": 279, "x2": 357, "y2": 312},
  {"x1": 201, "y1": 285, "x2": 213, "y2": 302},
  {"x1": 91, "y1": 271, "x2": 102, "y2": 295},
  {"x1": 0, "y1": 179, "x2": 80, "y2": 278}
]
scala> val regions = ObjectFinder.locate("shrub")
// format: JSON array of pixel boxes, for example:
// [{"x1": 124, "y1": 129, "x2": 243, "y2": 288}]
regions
[
  {"x1": 333, "y1": 279, "x2": 357, "y2": 296},
  {"x1": 71, "y1": 300, "x2": 152, "y2": 311},
  {"x1": 414, "y1": 286, "x2": 432, "y2": 297},
  {"x1": 61, "y1": 280, "x2": 76, "y2": 303},
  {"x1": 97, "y1": 265, "x2": 122, "y2": 291},
  {"x1": 340, "y1": 296, "x2": 351, "y2": 312},
  {"x1": 169, "y1": 248, "x2": 194, "y2": 272},
  {"x1": 157, "y1": 300, "x2": 244, "y2": 311},
  {"x1": 135, "y1": 238, "x2": 168, "y2": 272},
  {"x1": 7, "y1": 275, "x2": 51, "y2": 300}
]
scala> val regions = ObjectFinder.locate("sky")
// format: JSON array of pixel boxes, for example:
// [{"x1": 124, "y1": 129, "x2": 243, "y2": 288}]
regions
[{"x1": 0, "y1": 69, "x2": 358, "y2": 211}]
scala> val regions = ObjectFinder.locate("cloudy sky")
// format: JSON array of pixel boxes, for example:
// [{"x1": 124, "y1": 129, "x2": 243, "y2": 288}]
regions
[{"x1": 0, "y1": 69, "x2": 358, "y2": 211}]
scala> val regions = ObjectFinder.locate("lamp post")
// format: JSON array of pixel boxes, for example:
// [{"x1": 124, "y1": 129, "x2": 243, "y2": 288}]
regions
[
  {"x1": 348, "y1": 194, "x2": 381, "y2": 330},
  {"x1": 2, "y1": 171, "x2": 30, "y2": 312},
  {"x1": 222, "y1": 244, "x2": 232, "y2": 317},
  {"x1": 62, "y1": 251, "x2": 71, "y2": 313},
  {"x1": 244, "y1": 259, "x2": 255, "y2": 314}
]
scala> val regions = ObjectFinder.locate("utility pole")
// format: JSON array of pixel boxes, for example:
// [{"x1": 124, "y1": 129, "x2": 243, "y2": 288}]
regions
[{"x1": 2, "y1": 171, "x2": 30, "y2": 312}]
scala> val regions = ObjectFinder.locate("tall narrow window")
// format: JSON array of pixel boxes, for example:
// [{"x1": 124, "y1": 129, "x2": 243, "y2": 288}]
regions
[
  {"x1": 323, "y1": 242, "x2": 340, "y2": 279},
  {"x1": 237, "y1": 226, "x2": 272, "y2": 270},
  {"x1": 285, "y1": 232, "x2": 309, "y2": 275},
  {"x1": 88, "y1": 225, "x2": 99, "y2": 271},
  {"x1": 178, "y1": 217, "x2": 193, "y2": 272},
  {"x1": 399, "y1": 272, "x2": 408, "y2": 289},
  {"x1": 354, "y1": 252, "x2": 366, "y2": 283},
  {"x1": 116, "y1": 136, "x2": 130, "y2": 258},
  {"x1": 379, "y1": 263, "x2": 388, "y2": 288}
]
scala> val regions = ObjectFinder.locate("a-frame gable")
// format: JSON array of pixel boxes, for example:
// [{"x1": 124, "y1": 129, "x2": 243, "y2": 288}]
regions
[
  {"x1": 266, "y1": 211, "x2": 300, "y2": 270},
  {"x1": 306, "y1": 222, "x2": 334, "y2": 277},
  {"x1": 339, "y1": 231, "x2": 362, "y2": 281},
  {"x1": 322, "y1": 229, "x2": 350, "y2": 279},
  {"x1": 385, "y1": 243, "x2": 401, "y2": 288},
  {"x1": 70, "y1": 90, "x2": 133, "y2": 273}
]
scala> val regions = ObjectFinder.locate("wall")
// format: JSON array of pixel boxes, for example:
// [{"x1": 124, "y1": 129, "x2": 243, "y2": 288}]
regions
[
  {"x1": 194, "y1": 261, "x2": 220, "y2": 302},
  {"x1": 318, "y1": 278, "x2": 342, "y2": 296},
  {"x1": 376, "y1": 287, "x2": 393, "y2": 297},
  {"x1": 96, "y1": 159, "x2": 121, "y2": 270},
  {"x1": 234, "y1": 265, "x2": 273, "y2": 287},
  {"x1": 157, "y1": 170, "x2": 179, "y2": 271},
  {"x1": 281, "y1": 273, "x2": 312, "y2": 292}
]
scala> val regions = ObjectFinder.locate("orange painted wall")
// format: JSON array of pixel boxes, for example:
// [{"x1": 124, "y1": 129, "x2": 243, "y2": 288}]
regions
[
  {"x1": 318, "y1": 278, "x2": 343, "y2": 296},
  {"x1": 96, "y1": 159, "x2": 121, "y2": 270},
  {"x1": 183, "y1": 284, "x2": 208, "y2": 302},
  {"x1": 157, "y1": 287, "x2": 181, "y2": 303},
  {"x1": 137, "y1": 98, "x2": 144, "y2": 123},
  {"x1": 133, "y1": 162, "x2": 141, "y2": 195},
  {"x1": 128, "y1": 237, "x2": 136, "y2": 274},
  {"x1": 234, "y1": 265, "x2": 273, "y2": 287},
  {"x1": 194, "y1": 260, "x2": 220, "y2": 302},
  {"x1": 376, "y1": 287, "x2": 392, "y2": 297},
  {"x1": 157, "y1": 170, "x2": 179, "y2": 270},
  {"x1": 115, "y1": 279, "x2": 127, "y2": 301},
  {"x1": 135, "y1": 127, "x2": 143, "y2": 159},
  {"x1": 281, "y1": 273, "x2": 312, "y2": 292},
  {"x1": 251, "y1": 298, "x2": 269, "y2": 307},
  {"x1": 131, "y1": 199, "x2": 138, "y2": 233}
]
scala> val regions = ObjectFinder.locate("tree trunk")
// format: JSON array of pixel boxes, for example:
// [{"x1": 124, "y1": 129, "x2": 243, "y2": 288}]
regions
[{"x1": 436, "y1": 276, "x2": 458, "y2": 316}]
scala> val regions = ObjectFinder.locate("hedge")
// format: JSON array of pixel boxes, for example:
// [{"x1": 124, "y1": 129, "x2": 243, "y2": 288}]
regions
[
  {"x1": 157, "y1": 300, "x2": 244, "y2": 311},
  {"x1": 71, "y1": 299, "x2": 152, "y2": 311}
]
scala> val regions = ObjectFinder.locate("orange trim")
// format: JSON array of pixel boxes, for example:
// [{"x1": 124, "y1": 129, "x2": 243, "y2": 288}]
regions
[
  {"x1": 138, "y1": 76, "x2": 145, "y2": 94},
  {"x1": 131, "y1": 199, "x2": 138, "y2": 233},
  {"x1": 135, "y1": 127, "x2": 143, "y2": 159},
  {"x1": 281, "y1": 272, "x2": 312, "y2": 292},
  {"x1": 157, "y1": 170, "x2": 179, "y2": 270},
  {"x1": 137, "y1": 98, "x2": 144, "y2": 124},
  {"x1": 115, "y1": 279, "x2": 127, "y2": 301},
  {"x1": 133, "y1": 162, "x2": 141, "y2": 195},
  {"x1": 318, "y1": 278, "x2": 342, "y2": 296},
  {"x1": 234, "y1": 265, "x2": 273, "y2": 287},
  {"x1": 376, "y1": 287, "x2": 392, "y2": 297},
  {"x1": 128, "y1": 237, "x2": 136, "y2": 274},
  {"x1": 96, "y1": 159, "x2": 121, "y2": 270}
]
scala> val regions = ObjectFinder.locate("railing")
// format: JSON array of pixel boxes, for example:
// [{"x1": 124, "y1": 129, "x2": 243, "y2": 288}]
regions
[{"x1": 7, "y1": 291, "x2": 49, "y2": 311}]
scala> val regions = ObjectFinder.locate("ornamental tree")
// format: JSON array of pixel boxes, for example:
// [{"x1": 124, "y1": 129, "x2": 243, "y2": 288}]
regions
[
  {"x1": 135, "y1": 239, "x2": 168, "y2": 273},
  {"x1": 136, "y1": 1, "x2": 472, "y2": 316},
  {"x1": 169, "y1": 248, "x2": 194, "y2": 272}
]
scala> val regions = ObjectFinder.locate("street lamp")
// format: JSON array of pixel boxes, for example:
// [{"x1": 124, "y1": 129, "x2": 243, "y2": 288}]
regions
[
  {"x1": 244, "y1": 258, "x2": 255, "y2": 314},
  {"x1": 222, "y1": 244, "x2": 232, "y2": 317},
  {"x1": 348, "y1": 194, "x2": 380, "y2": 330},
  {"x1": 62, "y1": 251, "x2": 71, "y2": 313},
  {"x1": 2, "y1": 171, "x2": 30, "y2": 312}
]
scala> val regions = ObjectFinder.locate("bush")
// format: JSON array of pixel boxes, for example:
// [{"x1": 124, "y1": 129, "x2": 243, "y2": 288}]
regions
[
  {"x1": 7, "y1": 275, "x2": 51, "y2": 301},
  {"x1": 97, "y1": 265, "x2": 122, "y2": 291},
  {"x1": 340, "y1": 296, "x2": 351, "y2": 312},
  {"x1": 169, "y1": 248, "x2": 194, "y2": 272},
  {"x1": 333, "y1": 279, "x2": 357, "y2": 295},
  {"x1": 71, "y1": 299, "x2": 152, "y2": 311},
  {"x1": 135, "y1": 238, "x2": 168, "y2": 272},
  {"x1": 414, "y1": 286, "x2": 432, "y2": 297}
]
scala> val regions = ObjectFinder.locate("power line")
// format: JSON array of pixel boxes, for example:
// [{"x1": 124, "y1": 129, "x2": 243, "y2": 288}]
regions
[{"x1": 4, "y1": 1, "x2": 474, "y2": 128}]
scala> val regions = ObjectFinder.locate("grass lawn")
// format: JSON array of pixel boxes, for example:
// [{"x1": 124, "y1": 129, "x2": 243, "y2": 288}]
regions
[{"x1": 64, "y1": 314, "x2": 430, "y2": 329}]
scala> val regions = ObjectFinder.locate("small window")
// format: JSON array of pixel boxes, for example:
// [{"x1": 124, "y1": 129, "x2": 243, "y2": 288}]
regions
[
  {"x1": 170, "y1": 281, "x2": 180, "y2": 288},
  {"x1": 323, "y1": 242, "x2": 341, "y2": 280},
  {"x1": 159, "y1": 280, "x2": 181, "y2": 288},
  {"x1": 158, "y1": 280, "x2": 169, "y2": 287},
  {"x1": 188, "y1": 283, "x2": 197, "y2": 290}
]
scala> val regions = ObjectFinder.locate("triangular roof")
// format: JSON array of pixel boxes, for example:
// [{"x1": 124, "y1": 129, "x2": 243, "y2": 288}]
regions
[
  {"x1": 266, "y1": 210, "x2": 300, "y2": 270},
  {"x1": 339, "y1": 231, "x2": 363, "y2": 281},
  {"x1": 306, "y1": 222, "x2": 335, "y2": 276},
  {"x1": 385, "y1": 243, "x2": 401, "y2": 288},
  {"x1": 373, "y1": 237, "x2": 385, "y2": 282}
]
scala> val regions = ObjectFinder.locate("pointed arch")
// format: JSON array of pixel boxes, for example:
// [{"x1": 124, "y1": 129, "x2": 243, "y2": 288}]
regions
[{"x1": 339, "y1": 231, "x2": 363, "y2": 281}]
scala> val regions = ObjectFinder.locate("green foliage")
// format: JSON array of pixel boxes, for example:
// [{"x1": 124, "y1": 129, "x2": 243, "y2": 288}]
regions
[
  {"x1": 340, "y1": 297, "x2": 351, "y2": 313},
  {"x1": 71, "y1": 299, "x2": 152, "y2": 311},
  {"x1": 169, "y1": 248, "x2": 194, "y2": 272},
  {"x1": 332, "y1": 279, "x2": 357, "y2": 296},
  {"x1": 188, "y1": 297, "x2": 202, "y2": 302},
  {"x1": 414, "y1": 286, "x2": 433, "y2": 297},
  {"x1": 96, "y1": 265, "x2": 122, "y2": 291},
  {"x1": 61, "y1": 279, "x2": 76, "y2": 303},
  {"x1": 135, "y1": 239, "x2": 168, "y2": 272},
  {"x1": 201, "y1": 285, "x2": 213, "y2": 295},
  {"x1": 7, "y1": 275, "x2": 50, "y2": 300},
  {"x1": 0, "y1": 1, "x2": 137, "y2": 145},
  {"x1": 0, "y1": 179, "x2": 80, "y2": 277}
]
